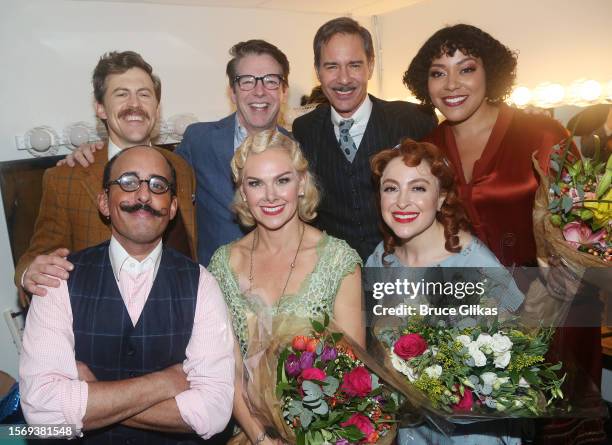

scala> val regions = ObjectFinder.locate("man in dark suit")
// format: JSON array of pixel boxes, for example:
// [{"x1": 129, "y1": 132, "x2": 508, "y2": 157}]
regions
[
  {"x1": 175, "y1": 40, "x2": 290, "y2": 266},
  {"x1": 293, "y1": 17, "x2": 437, "y2": 259}
]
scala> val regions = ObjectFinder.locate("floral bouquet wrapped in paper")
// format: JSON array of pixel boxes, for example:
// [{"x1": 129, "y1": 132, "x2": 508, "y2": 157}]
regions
[
  {"x1": 276, "y1": 315, "x2": 397, "y2": 444},
  {"x1": 238, "y1": 314, "x2": 449, "y2": 445},
  {"x1": 533, "y1": 134, "x2": 611, "y2": 277},
  {"x1": 377, "y1": 316, "x2": 565, "y2": 419}
]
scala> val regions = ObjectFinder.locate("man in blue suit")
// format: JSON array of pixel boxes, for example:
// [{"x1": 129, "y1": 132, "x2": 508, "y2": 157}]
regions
[{"x1": 175, "y1": 40, "x2": 290, "y2": 265}]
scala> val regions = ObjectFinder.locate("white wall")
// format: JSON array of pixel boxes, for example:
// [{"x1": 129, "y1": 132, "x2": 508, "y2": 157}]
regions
[
  {"x1": 376, "y1": 0, "x2": 612, "y2": 101},
  {"x1": 0, "y1": 0, "x2": 366, "y2": 163}
]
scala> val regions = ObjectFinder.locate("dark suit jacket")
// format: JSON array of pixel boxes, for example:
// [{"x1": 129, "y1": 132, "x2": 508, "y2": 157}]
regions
[
  {"x1": 293, "y1": 95, "x2": 437, "y2": 259},
  {"x1": 14, "y1": 145, "x2": 197, "y2": 288}
]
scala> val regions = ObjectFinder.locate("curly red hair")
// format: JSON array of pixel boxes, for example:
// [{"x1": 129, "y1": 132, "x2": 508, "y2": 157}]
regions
[{"x1": 370, "y1": 139, "x2": 470, "y2": 263}]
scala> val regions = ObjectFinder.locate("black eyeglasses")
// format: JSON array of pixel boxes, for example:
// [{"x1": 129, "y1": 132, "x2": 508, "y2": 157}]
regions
[
  {"x1": 105, "y1": 172, "x2": 174, "y2": 195},
  {"x1": 233, "y1": 74, "x2": 284, "y2": 91}
]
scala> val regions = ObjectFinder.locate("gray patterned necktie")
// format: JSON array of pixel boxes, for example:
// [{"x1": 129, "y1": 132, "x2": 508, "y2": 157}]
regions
[{"x1": 338, "y1": 119, "x2": 357, "y2": 163}]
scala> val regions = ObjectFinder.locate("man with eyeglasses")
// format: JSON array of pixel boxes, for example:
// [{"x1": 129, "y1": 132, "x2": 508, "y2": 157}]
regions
[
  {"x1": 20, "y1": 145, "x2": 235, "y2": 443},
  {"x1": 175, "y1": 39, "x2": 290, "y2": 266},
  {"x1": 15, "y1": 51, "x2": 196, "y2": 303}
]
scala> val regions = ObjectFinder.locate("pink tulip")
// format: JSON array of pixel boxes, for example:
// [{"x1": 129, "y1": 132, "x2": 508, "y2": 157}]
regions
[{"x1": 562, "y1": 221, "x2": 606, "y2": 249}]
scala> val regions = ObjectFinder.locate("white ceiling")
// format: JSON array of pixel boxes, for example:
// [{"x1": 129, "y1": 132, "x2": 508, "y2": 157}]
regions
[{"x1": 70, "y1": 0, "x2": 425, "y2": 16}]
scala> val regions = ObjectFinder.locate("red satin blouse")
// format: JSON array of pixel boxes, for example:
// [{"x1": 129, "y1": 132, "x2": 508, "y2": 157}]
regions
[{"x1": 425, "y1": 104, "x2": 569, "y2": 267}]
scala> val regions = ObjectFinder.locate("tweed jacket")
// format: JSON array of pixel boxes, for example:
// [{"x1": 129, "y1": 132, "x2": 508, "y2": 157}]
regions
[{"x1": 14, "y1": 144, "x2": 197, "y2": 287}]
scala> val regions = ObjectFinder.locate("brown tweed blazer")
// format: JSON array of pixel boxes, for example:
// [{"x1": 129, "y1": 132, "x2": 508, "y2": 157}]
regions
[{"x1": 14, "y1": 145, "x2": 197, "y2": 288}]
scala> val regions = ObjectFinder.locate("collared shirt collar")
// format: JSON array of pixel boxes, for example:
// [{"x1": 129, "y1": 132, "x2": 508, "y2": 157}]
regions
[
  {"x1": 330, "y1": 94, "x2": 373, "y2": 129},
  {"x1": 107, "y1": 138, "x2": 153, "y2": 161},
  {"x1": 109, "y1": 236, "x2": 163, "y2": 282},
  {"x1": 108, "y1": 139, "x2": 122, "y2": 161},
  {"x1": 233, "y1": 115, "x2": 248, "y2": 151}
]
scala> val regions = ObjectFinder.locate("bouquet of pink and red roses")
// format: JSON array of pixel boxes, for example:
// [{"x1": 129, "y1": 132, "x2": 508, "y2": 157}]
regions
[
  {"x1": 275, "y1": 315, "x2": 397, "y2": 445},
  {"x1": 238, "y1": 314, "x2": 449, "y2": 445}
]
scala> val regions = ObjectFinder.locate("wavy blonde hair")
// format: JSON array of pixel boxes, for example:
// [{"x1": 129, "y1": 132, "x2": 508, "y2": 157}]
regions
[{"x1": 231, "y1": 129, "x2": 319, "y2": 227}]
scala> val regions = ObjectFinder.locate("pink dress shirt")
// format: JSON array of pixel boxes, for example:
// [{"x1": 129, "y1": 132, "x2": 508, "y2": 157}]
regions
[{"x1": 19, "y1": 238, "x2": 235, "y2": 439}]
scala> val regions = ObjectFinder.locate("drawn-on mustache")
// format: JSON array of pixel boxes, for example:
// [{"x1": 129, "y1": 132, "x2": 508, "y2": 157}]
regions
[
  {"x1": 118, "y1": 107, "x2": 150, "y2": 120},
  {"x1": 119, "y1": 202, "x2": 166, "y2": 217}
]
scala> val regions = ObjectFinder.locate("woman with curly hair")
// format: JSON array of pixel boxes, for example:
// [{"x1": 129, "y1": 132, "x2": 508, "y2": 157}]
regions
[
  {"x1": 404, "y1": 24, "x2": 568, "y2": 267},
  {"x1": 403, "y1": 24, "x2": 605, "y2": 445},
  {"x1": 208, "y1": 128, "x2": 364, "y2": 445},
  {"x1": 367, "y1": 139, "x2": 524, "y2": 444}
]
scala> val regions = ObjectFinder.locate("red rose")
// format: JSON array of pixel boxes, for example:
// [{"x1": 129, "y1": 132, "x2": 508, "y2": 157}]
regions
[
  {"x1": 394, "y1": 333, "x2": 427, "y2": 360},
  {"x1": 341, "y1": 366, "x2": 372, "y2": 397},
  {"x1": 300, "y1": 368, "x2": 326, "y2": 381},
  {"x1": 341, "y1": 413, "x2": 374, "y2": 437},
  {"x1": 453, "y1": 387, "x2": 474, "y2": 411},
  {"x1": 292, "y1": 335, "x2": 308, "y2": 351}
]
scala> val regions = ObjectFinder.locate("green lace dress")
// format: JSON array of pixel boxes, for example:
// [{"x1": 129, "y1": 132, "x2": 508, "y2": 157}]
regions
[{"x1": 208, "y1": 233, "x2": 362, "y2": 356}]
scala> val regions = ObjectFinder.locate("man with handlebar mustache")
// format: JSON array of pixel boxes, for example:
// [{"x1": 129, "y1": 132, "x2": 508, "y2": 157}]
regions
[{"x1": 14, "y1": 51, "x2": 197, "y2": 304}]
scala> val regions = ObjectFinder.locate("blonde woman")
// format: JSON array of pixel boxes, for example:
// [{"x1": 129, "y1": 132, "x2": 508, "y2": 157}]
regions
[{"x1": 208, "y1": 129, "x2": 364, "y2": 445}]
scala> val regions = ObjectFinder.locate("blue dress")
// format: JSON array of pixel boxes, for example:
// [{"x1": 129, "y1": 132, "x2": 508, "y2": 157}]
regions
[{"x1": 366, "y1": 237, "x2": 525, "y2": 445}]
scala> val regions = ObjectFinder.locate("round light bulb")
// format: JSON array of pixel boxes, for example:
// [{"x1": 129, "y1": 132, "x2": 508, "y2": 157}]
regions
[
  {"x1": 69, "y1": 125, "x2": 90, "y2": 146},
  {"x1": 172, "y1": 115, "x2": 195, "y2": 136},
  {"x1": 30, "y1": 128, "x2": 52, "y2": 152},
  {"x1": 580, "y1": 80, "x2": 602, "y2": 102},
  {"x1": 533, "y1": 83, "x2": 565, "y2": 108},
  {"x1": 510, "y1": 86, "x2": 531, "y2": 107},
  {"x1": 605, "y1": 80, "x2": 612, "y2": 102}
]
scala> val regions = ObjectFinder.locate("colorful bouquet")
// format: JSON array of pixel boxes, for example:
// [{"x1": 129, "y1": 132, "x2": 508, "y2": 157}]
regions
[
  {"x1": 377, "y1": 316, "x2": 565, "y2": 418},
  {"x1": 533, "y1": 134, "x2": 611, "y2": 274},
  {"x1": 236, "y1": 315, "x2": 427, "y2": 445},
  {"x1": 276, "y1": 314, "x2": 398, "y2": 445},
  {"x1": 546, "y1": 140, "x2": 611, "y2": 261}
]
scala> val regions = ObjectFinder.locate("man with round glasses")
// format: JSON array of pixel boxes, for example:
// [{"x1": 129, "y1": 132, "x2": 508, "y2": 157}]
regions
[
  {"x1": 15, "y1": 51, "x2": 197, "y2": 302},
  {"x1": 20, "y1": 146, "x2": 234, "y2": 443},
  {"x1": 176, "y1": 39, "x2": 290, "y2": 266},
  {"x1": 106, "y1": 172, "x2": 175, "y2": 195}
]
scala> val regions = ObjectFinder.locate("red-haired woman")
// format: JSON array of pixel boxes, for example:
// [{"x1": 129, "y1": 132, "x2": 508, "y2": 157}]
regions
[{"x1": 367, "y1": 139, "x2": 524, "y2": 444}]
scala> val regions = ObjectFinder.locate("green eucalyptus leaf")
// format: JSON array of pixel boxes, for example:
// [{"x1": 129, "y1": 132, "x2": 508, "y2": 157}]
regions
[
  {"x1": 549, "y1": 159, "x2": 560, "y2": 172},
  {"x1": 371, "y1": 373, "x2": 380, "y2": 390},
  {"x1": 323, "y1": 376, "x2": 339, "y2": 396},
  {"x1": 300, "y1": 409, "x2": 314, "y2": 428},
  {"x1": 561, "y1": 195, "x2": 573, "y2": 214},
  {"x1": 303, "y1": 380, "x2": 324, "y2": 398},
  {"x1": 288, "y1": 400, "x2": 304, "y2": 416},
  {"x1": 312, "y1": 400, "x2": 329, "y2": 415}
]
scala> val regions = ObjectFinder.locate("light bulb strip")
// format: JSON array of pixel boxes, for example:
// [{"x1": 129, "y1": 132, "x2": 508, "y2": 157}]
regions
[{"x1": 508, "y1": 79, "x2": 612, "y2": 108}]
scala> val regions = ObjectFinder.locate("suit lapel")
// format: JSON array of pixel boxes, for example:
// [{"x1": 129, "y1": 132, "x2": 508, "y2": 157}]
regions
[
  {"x1": 359, "y1": 95, "x2": 386, "y2": 156},
  {"x1": 213, "y1": 113, "x2": 237, "y2": 169},
  {"x1": 80, "y1": 144, "x2": 108, "y2": 205}
]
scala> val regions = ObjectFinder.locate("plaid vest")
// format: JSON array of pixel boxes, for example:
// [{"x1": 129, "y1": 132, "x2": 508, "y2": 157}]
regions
[{"x1": 68, "y1": 241, "x2": 203, "y2": 445}]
